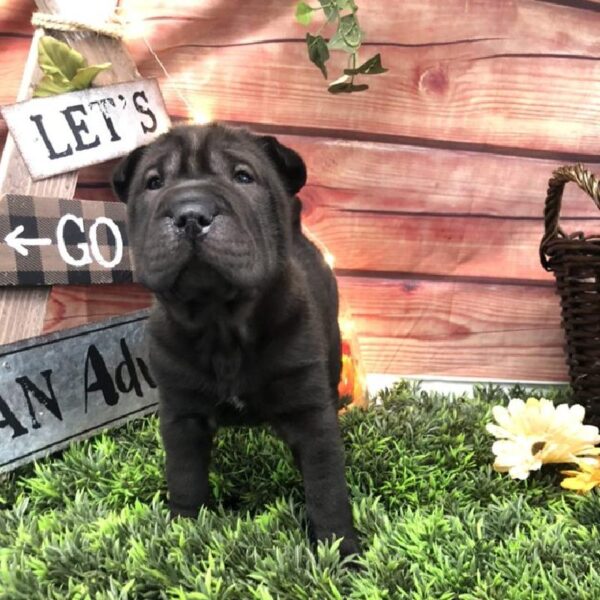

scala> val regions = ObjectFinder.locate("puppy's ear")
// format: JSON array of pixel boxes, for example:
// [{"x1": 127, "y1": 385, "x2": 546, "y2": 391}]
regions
[
  {"x1": 260, "y1": 136, "x2": 307, "y2": 195},
  {"x1": 111, "y1": 145, "x2": 146, "y2": 203}
]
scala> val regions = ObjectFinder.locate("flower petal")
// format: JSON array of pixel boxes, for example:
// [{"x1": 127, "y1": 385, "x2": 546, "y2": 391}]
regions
[
  {"x1": 492, "y1": 405, "x2": 514, "y2": 432},
  {"x1": 491, "y1": 440, "x2": 524, "y2": 462},
  {"x1": 569, "y1": 403, "x2": 586, "y2": 424},
  {"x1": 555, "y1": 403, "x2": 571, "y2": 423},
  {"x1": 508, "y1": 465, "x2": 533, "y2": 480},
  {"x1": 561, "y1": 477, "x2": 584, "y2": 490},
  {"x1": 539, "y1": 398, "x2": 555, "y2": 423},
  {"x1": 486, "y1": 423, "x2": 513, "y2": 439},
  {"x1": 561, "y1": 470, "x2": 582, "y2": 477},
  {"x1": 581, "y1": 424, "x2": 600, "y2": 443},
  {"x1": 561, "y1": 476, "x2": 597, "y2": 492},
  {"x1": 507, "y1": 398, "x2": 525, "y2": 417},
  {"x1": 576, "y1": 448, "x2": 600, "y2": 458}
]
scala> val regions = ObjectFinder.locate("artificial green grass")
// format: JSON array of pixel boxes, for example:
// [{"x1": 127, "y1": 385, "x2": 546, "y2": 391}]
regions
[{"x1": 1, "y1": 382, "x2": 600, "y2": 599}]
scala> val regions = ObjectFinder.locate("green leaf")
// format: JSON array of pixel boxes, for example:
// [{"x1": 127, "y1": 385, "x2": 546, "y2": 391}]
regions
[
  {"x1": 70, "y1": 63, "x2": 111, "y2": 90},
  {"x1": 306, "y1": 33, "x2": 330, "y2": 79},
  {"x1": 327, "y1": 32, "x2": 353, "y2": 53},
  {"x1": 318, "y1": 0, "x2": 338, "y2": 21},
  {"x1": 328, "y1": 73, "x2": 351, "y2": 87},
  {"x1": 328, "y1": 77, "x2": 369, "y2": 94},
  {"x1": 37, "y1": 36, "x2": 85, "y2": 81},
  {"x1": 295, "y1": 1, "x2": 314, "y2": 26},
  {"x1": 343, "y1": 53, "x2": 388, "y2": 75},
  {"x1": 35, "y1": 37, "x2": 112, "y2": 96},
  {"x1": 336, "y1": 0, "x2": 357, "y2": 11},
  {"x1": 32, "y1": 74, "x2": 75, "y2": 98},
  {"x1": 327, "y1": 14, "x2": 362, "y2": 53}
]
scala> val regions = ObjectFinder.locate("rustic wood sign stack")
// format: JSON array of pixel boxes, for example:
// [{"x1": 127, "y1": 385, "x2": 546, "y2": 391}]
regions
[{"x1": 0, "y1": 0, "x2": 170, "y2": 473}]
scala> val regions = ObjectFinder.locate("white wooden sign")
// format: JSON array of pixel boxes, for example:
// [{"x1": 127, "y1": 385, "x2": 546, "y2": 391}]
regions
[{"x1": 1, "y1": 78, "x2": 170, "y2": 180}]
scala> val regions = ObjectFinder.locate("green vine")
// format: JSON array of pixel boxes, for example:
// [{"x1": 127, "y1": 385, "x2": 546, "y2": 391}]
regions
[{"x1": 295, "y1": 0, "x2": 387, "y2": 94}]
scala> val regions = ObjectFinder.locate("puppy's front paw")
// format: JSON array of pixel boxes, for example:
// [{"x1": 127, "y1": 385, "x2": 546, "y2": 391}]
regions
[
  {"x1": 168, "y1": 500, "x2": 200, "y2": 519},
  {"x1": 338, "y1": 535, "x2": 360, "y2": 559}
]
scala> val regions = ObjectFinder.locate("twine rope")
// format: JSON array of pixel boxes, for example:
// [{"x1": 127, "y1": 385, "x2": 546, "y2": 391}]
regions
[
  {"x1": 31, "y1": 11, "x2": 124, "y2": 39},
  {"x1": 138, "y1": 34, "x2": 196, "y2": 117}
]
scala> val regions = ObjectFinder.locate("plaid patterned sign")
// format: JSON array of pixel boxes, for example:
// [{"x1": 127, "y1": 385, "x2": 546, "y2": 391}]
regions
[{"x1": 0, "y1": 194, "x2": 134, "y2": 286}]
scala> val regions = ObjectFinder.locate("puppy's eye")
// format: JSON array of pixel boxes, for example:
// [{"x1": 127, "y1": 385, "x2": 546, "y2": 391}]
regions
[
  {"x1": 233, "y1": 169, "x2": 254, "y2": 184},
  {"x1": 146, "y1": 175, "x2": 163, "y2": 190}
]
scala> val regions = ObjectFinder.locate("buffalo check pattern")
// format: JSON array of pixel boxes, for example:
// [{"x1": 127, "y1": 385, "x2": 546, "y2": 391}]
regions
[{"x1": 0, "y1": 194, "x2": 134, "y2": 286}]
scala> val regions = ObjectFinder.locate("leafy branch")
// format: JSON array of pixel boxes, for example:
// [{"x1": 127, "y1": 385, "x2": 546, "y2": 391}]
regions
[
  {"x1": 33, "y1": 36, "x2": 111, "y2": 98},
  {"x1": 295, "y1": 0, "x2": 388, "y2": 94}
]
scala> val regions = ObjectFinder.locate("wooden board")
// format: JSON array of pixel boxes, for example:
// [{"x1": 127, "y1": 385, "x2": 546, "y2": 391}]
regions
[
  {"x1": 73, "y1": 135, "x2": 600, "y2": 218},
  {"x1": 43, "y1": 283, "x2": 151, "y2": 333},
  {"x1": 304, "y1": 208, "x2": 599, "y2": 283},
  {"x1": 358, "y1": 335, "x2": 566, "y2": 382},
  {"x1": 337, "y1": 277, "x2": 559, "y2": 342},
  {"x1": 0, "y1": 0, "x2": 141, "y2": 345},
  {"x1": 337, "y1": 276, "x2": 567, "y2": 381},
  {"x1": 0, "y1": 0, "x2": 36, "y2": 36},
  {"x1": 136, "y1": 47, "x2": 600, "y2": 155},
  {"x1": 119, "y1": 0, "x2": 599, "y2": 53}
]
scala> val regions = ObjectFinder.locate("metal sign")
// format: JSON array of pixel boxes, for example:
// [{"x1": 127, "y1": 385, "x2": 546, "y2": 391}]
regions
[
  {"x1": 0, "y1": 194, "x2": 134, "y2": 285},
  {"x1": 0, "y1": 309, "x2": 155, "y2": 473},
  {"x1": 1, "y1": 78, "x2": 170, "y2": 180}
]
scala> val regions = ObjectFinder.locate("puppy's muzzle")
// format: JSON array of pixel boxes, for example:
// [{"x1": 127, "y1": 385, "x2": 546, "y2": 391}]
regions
[{"x1": 170, "y1": 194, "x2": 218, "y2": 240}]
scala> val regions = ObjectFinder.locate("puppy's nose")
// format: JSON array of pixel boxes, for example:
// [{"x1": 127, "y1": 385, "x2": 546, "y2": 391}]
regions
[{"x1": 172, "y1": 200, "x2": 216, "y2": 237}]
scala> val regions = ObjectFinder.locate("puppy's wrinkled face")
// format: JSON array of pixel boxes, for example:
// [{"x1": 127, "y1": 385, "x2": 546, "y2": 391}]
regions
[{"x1": 112, "y1": 124, "x2": 306, "y2": 298}]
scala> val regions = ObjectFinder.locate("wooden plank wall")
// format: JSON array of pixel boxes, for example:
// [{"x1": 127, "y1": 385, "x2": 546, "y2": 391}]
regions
[{"x1": 2, "y1": 0, "x2": 600, "y2": 382}]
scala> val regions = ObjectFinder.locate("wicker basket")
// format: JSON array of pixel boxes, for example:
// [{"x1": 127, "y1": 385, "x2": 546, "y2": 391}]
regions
[{"x1": 540, "y1": 164, "x2": 600, "y2": 424}]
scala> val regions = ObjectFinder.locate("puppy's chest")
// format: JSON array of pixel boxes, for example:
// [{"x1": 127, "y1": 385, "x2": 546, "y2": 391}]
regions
[{"x1": 192, "y1": 322, "x2": 261, "y2": 401}]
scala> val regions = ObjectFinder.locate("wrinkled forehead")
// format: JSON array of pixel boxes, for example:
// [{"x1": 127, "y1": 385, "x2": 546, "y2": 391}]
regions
[{"x1": 137, "y1": 126, "x2": 265, "y2": 178}]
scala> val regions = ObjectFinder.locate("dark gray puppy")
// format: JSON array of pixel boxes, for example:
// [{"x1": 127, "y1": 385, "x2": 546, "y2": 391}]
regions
[{"x1": 112, "y1": 123, "x2": 358, "y2": 557}]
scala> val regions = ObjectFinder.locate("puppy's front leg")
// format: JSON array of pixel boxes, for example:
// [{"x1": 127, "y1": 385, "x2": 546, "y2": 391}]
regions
[
  {"x1": 159, "y1": 396, "x2": 214, "y2": 518},
  {"x1": 274, "y1": 404, "x2": 358, "y2": 557}
]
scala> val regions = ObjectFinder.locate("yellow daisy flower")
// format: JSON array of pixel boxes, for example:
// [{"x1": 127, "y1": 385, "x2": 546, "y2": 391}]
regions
[
  {"x1": 561, "y1": 459, "x2": 600, "y2": 493},
  {"x1": 486, "y1": 397, "x2": 600, "y2": 480}
]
